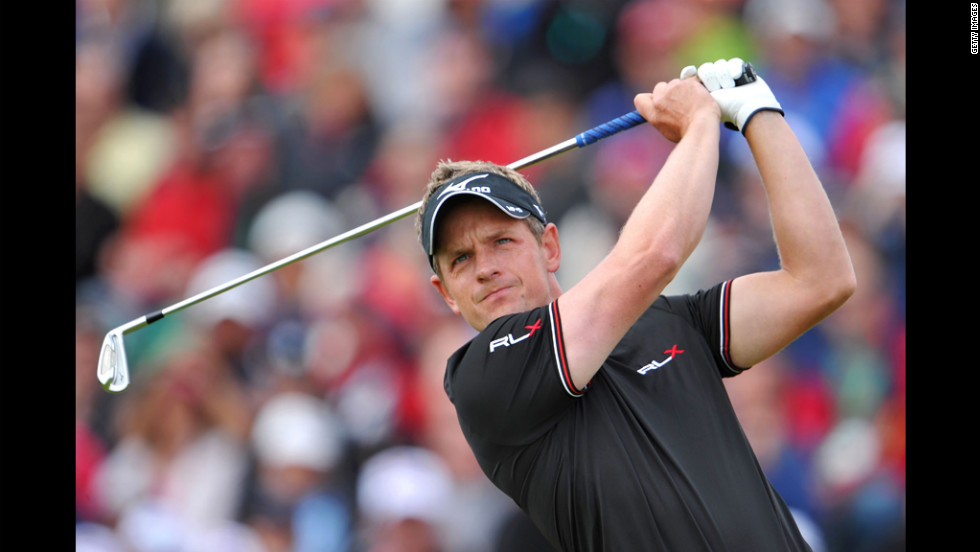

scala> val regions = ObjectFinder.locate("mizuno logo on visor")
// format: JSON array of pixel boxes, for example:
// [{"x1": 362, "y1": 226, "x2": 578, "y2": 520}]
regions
[{"x1": 437, "y1": 173, "x2": 490, "y2": 199}]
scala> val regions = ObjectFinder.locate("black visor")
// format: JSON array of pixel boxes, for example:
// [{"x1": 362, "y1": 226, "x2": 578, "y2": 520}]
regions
[{"x1": 420, "y1": 172, "x2": 547, "y2": 271}]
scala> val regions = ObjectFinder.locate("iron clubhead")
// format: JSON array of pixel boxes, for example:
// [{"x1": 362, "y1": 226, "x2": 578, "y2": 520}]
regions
[{"x1": 98, "y1": 328, "x2": 131, "y2": 393}]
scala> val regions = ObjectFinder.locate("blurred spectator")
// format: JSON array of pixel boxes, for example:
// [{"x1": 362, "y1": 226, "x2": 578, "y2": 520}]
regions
[
  {"x1": 182, "y1": 248, "x2": 279, "y2": 386},
  {"x1": 825, "y1": 0, "x2": 895, "y2": 68},
  {"x1": 113, "y1": 498, "x2": 269, "y2": 552},
  {"x1": 118, "y1": 25, "x2": 274, "y2": 267},
  {"x1": 359, "y1": 118, "x2": 444, "y2": 215},
  {"x1": 229, "y1": 0, "x2": 363, "y2": 96},
  {"x1": 427, "y1": 27, "x2": 536, "y2": 166},
  {"x1": 355, "y1": 446, "x2": 455, "y2": 552},
  {"x1": 311, "y1": 303, "x2": 427, "y2": 450},
  {"x1": 73, "y1": 33, "x2": 148, "y2": 246},
  {"x1": 504, "y1": 61, "x2": 592, "y2": 223},
  {"x1": 76, "y1": 1, "x2": 185, "y2": 216},
  {"x1": 76, "y1": 132, "x2": 121, "y2": 287},
  {"x1": 79, "y1": 0, "x2": 191, "y2": 114},
  {"x1": 844, "y1": 112, "x2": 905, "y2": 321},
  {"x1": 93, "y1": 338, "x2": 252, "y2": 533},
  {"x1": 823, "y1": 78, "x2": 896, "y2": 186},
  {"x1": 849, "y1": 119, "x2": 905, "y2": 243},
  {"x1": 483, "y1": 0, "x2": 621, "y2": 102},
  {"x1": 80, "y1": 76, "x2": 180, "y2": 220},
  {"x1": 274, "y1": 46, "x2": 383, "y2": 202},
  {"x1": 353, "y1": 0, "x2": 453, "y2": 126},
  {"x1": 114, "y1": 499, "x2": 193, "y2": 552},
  {"x1": 229, "y1": 1, "x2": 385, "y2": 204},
  {"x1": 415, "y1": 317, "x2": 478, "y2": 481},
  {"x1": 76, "y1": 28, "x2": 124, "y2": 188},
  {"x1": 243, "y1": 390, "x2": 353, "y2": 552},
  {"x1": 77, "y1": 310, "x2": 112, "y2": 524},
  {"x1": 76, "y1": 521, "x2": 127, "y2": 552},
  {"x1": 243, "y1": 189, "x2": 361, "y2": 390},
  {"x1": 814, "y1": 418, "x2": 906, "y2": 552},
  {"x1": 586, "y1": 0, "x2": 705, "y2": 126},
  {"x1": 673, "y1": 0, "x2": 758, "y2": 73},
  {"x1": 90, "y1": 23, "x2": 276, "y2": 334},
  {"x1": 354, "y1": 231, "x2": 447, "y2": 354}
]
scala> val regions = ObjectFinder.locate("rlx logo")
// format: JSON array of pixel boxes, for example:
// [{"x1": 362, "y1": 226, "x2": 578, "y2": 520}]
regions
[
  {"x1": 489, "y1": 319, "x2": 542, "y2": 353},
  {"x1": 637, "y1": 345, "x2": 685, "y2": 375}
]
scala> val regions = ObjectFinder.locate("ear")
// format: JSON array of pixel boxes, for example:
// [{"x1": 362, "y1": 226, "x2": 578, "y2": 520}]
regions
[
  {"x1": 541, "y1": 222, "x2": 561, "y2": 273},
  {"x1": 431, "y1": 274, "x2": 461, "y2": 315}
]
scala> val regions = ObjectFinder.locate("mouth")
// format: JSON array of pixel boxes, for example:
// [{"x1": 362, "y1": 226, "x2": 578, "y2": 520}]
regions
[{"x1": 480, "y1": 285, "x2": 512, "y2": 304}]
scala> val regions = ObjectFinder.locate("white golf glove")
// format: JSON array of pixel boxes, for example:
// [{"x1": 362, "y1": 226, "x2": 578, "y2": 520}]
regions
[{"x1": 680, "y1": 58, "x2": 783, "y2": 133}]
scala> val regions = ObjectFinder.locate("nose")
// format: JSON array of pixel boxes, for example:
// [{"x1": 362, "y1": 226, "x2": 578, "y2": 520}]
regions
[{"x1": 474, "y1": 248, "x2": 500, "y2": 282}]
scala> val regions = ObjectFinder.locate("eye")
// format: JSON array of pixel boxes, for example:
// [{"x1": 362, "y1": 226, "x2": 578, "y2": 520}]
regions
[{"x1": 451, "y1": 253, "x2": 470, "y2": 266}]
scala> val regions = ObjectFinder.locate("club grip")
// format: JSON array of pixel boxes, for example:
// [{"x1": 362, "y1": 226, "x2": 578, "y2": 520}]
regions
[
  {"x1": 574, "y1": 110, "x2": 646, "y2": 147},
  {"x1": 735, "y1": 62, "x2": 757, "y2": 85},
  {"x1": 571, "y1": 63, "x2": 755, "y2": 149}
]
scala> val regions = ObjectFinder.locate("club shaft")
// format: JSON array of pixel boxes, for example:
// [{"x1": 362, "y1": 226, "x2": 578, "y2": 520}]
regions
[
  {"x1": 506, "y1": 138, "x2": 578, "y2": 171},
  {"x1": 130, "y1": 110, "x2": 647, "y2": 327},
  {"x1": 151, "y1": 201, "x2": 421, "y2": 323}
]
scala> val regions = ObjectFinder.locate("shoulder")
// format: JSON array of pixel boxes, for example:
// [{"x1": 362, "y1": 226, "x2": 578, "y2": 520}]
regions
[{"x1": 653, "y1": 281, "x2": 733, "y2": 320}]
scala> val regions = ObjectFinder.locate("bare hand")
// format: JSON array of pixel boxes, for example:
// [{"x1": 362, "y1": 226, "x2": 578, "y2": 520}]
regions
[{"x1": 633, "y1": 77, "x2": 720, "y2": 143}]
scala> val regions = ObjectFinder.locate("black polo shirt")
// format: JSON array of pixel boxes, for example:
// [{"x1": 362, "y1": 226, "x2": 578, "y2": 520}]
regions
[{"x1": 444, "y1": 280, "x2": 812, "y2": 551}]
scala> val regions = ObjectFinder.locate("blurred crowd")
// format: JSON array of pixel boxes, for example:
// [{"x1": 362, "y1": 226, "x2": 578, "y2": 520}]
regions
[{"x1": 75, "y1": 0, "x2": 906, "y2": 550}]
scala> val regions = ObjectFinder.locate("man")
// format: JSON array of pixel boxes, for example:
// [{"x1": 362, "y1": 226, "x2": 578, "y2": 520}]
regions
[{"x1": 415, "y1": 59, "x2": 855, "y2": 551}]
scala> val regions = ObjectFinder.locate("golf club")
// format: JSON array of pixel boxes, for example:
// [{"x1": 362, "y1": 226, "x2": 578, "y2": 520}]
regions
[{"x1": 99, "y1": 90, "x2": 735, "y2": 393}]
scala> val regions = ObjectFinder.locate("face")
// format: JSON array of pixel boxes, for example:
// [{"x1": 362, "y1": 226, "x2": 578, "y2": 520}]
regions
[{"x1": 431, "y1": 200, "x2": 560, "y2": 331}]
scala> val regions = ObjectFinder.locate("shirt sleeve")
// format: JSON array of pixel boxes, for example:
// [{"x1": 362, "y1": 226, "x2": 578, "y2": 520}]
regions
[
  {"x1": 670, "y1": 279, "x2": 751, "y2": 377},
  {"x1": 445, "y1": 301, "x2": 586, "y2": 445}
]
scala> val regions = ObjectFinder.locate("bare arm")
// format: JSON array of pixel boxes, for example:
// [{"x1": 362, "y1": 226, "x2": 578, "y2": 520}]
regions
[
  {"x1": 556, "y1": 77, "x2": 722, "y2": 389},
  {"x1": 727, "y1": 111, "x2": 857, "y2": 368}
]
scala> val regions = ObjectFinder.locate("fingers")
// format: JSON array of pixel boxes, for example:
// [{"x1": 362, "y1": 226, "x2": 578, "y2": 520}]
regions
[
  {"x1": 715, "y1": 59, "x2": 736, "y2": 89},
  {"x1": 632, "y1": 90, "x2": 654, "y2": 120},
  {"x1": 693, "y1": 58, "x2": 748, "y2": 91},
  {"x1": 726, "y1": 58, "x2": 746, "y2": 82},
  {"x1": 682, "y1": 57, "x2": 748, "y2": 86},
  {"x1": 696, "y1": 63, "x2": 719, "y2": 91},
  {"x1": 635, "y1": 71, "x2": 721, "y2": 126},
  {"x1": 696, "y1": 60, "x2": 730, "y2": 91}
]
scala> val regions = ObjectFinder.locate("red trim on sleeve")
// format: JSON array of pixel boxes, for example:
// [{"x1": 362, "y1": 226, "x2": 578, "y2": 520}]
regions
[{"x1": 550, "y1": 301, "x2": 587, "y2": 396}]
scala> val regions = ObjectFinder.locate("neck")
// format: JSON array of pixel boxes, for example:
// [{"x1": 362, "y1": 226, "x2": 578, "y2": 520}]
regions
[{"x1": 549, "y1": 274, "x2": 563, "y2": 301}]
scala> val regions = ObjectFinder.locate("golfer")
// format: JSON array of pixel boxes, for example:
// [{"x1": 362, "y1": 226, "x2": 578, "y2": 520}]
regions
[{"x1": 416, "y1": 59, "x2": 855, "y2": 551}]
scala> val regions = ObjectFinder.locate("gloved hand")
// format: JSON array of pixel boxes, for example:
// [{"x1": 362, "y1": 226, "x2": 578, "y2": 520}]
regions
[{"x1": 679, "y1": 58, "x2": 783, "y2": 133}]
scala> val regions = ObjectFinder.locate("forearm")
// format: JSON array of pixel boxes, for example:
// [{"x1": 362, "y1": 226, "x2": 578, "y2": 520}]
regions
[
  {"x1": 744, "y1": 112, "x2": 855, "y2": 299},
  {"x1": 617, "y1": 112, "x2": 720, "y2": 278}
]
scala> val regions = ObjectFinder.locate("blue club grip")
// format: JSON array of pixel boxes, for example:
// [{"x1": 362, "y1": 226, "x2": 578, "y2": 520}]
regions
[
  {"x1": 574, "y1": 110, "x2": 646, "y2": 147},
  {"x1": 571, "y1": 63, "x2": 757, "y2": 148}
]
